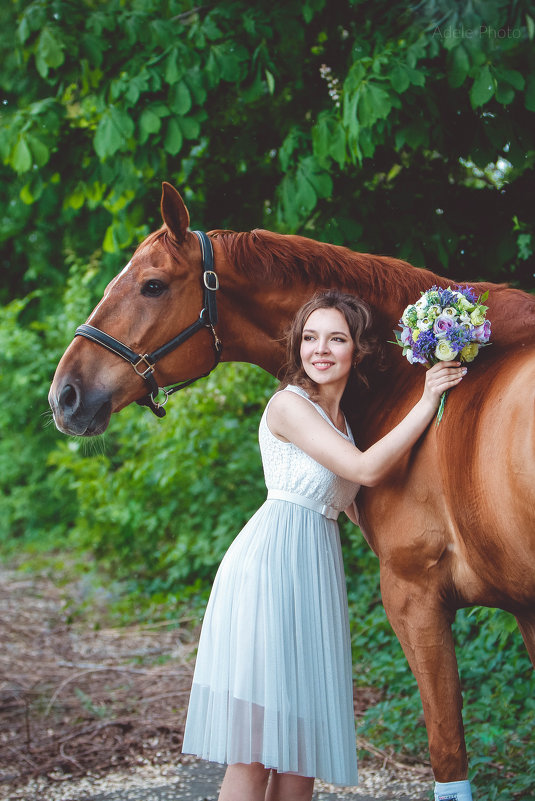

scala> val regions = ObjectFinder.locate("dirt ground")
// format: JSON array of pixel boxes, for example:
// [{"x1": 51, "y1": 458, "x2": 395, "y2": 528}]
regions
[{"x1": 0, "y1": 567, "x2": 433, "y2": 801}]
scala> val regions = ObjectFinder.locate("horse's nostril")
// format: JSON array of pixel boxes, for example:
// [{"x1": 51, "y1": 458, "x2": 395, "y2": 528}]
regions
[{"x1": 59, "y1": 383, "x2": 79, "y2": 412}]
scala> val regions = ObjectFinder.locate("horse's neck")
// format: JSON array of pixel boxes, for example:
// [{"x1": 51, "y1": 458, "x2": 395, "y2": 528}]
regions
[
  {"x1": 211, "y1": 231, "x2": 535, "y2": 370},
  {"x1": 212, "y1": 233, "x2": 429, "y2": 367}
]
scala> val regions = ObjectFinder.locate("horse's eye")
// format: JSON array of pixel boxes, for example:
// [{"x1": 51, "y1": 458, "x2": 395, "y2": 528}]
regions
[{"x1": 141, "y1": 279, "x2": 167, "y2": 297}]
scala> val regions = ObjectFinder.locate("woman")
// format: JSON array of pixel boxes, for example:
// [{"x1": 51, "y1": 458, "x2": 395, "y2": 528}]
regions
[{"x1": 182, "y1": 290, "x2": 466, "y2": 801}]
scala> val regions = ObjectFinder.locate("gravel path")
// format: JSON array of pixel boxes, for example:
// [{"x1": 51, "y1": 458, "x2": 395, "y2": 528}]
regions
[
  {"x1": 5, "y1": 758, "x2": 432, "y2": 801},
  {"x1": 0, "y1": 567, "x2": 433, "y2": 801}
]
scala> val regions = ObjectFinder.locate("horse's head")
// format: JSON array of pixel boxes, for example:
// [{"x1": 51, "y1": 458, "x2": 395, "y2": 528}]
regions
[{"x1": 49, "y1": 183, "x2": 221, "y2": 435}]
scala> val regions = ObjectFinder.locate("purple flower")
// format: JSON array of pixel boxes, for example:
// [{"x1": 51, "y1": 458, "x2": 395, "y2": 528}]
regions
[
  {"x1": 448, "y1": 325, "x2": 472, "y2": 350},
  {"x1": 407, "y1": 348, "x2": 427, "y2": 364},
  {"x1": 438, "y1": 287, "x2": 456, "y2": 307},
  {"x1": 400, "y1": 326, "x2": 413, "y2": 346},
  {"x1": 455, "y1": 285, "x2": 478, "y2": 304},
  {"x1": 433, "y1": 315, "x2": 454, "y2": 338},
  {"x1": 412, "y1": 329, "x2": 437, "y2": 361},
  {"x1": 472, "y1": 320, "x2": 491, "y2": 343}
]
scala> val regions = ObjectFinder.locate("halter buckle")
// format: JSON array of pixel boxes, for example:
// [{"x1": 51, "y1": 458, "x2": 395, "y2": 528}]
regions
[
  {"x1": 132, "y1": 354, "x2": 155, "y2": 378},
  {"x1": 203, "y1": 270, "x2": 219, "y2": 291}
]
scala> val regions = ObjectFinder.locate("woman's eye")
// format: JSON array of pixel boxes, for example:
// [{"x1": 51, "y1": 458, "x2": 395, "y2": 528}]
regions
[{"x1": 141, "y1": 279, "x2": 167, "y2": 297}]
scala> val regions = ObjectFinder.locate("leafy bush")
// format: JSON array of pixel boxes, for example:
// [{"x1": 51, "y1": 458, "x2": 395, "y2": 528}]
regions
[
  {"x1": 49, "y1": 362, "x2": 276, "y2": 595},
  {"x1": 0, "y1": 250, "x2": 110, "y2": 549}
]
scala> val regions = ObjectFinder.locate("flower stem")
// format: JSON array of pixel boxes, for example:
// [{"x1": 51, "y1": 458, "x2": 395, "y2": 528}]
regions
[{"x1": 435, "y1": 390, "x2": 448, "y2": 426}]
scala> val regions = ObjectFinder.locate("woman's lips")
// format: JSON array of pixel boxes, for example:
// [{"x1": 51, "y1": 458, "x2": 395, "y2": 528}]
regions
[{"x1": 312, "y1": 361, "x2": 334, "y2": 370}]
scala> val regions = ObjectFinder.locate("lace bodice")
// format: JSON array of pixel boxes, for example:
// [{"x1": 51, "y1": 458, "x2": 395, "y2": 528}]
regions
[{"x1": 258, "y1": 385, "x2": 360, "y2": 513}]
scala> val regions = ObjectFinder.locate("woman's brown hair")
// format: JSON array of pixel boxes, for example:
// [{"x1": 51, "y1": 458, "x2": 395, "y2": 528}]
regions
[{"x1": 278, "y1": 290, "x2": 378, "y2": 405}]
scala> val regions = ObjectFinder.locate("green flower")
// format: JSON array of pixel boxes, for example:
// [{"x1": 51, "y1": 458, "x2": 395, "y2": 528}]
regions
[
  {"x1": 470, "y1": 307, "x2": 485, "y2": 326},
  {"x1": 460, "y1": 342, "x2": 479, "y2": 362},
  {"x1": 458, "y1": 295, "x2": 474, "y2": 312},
  {"x1": 402, "y1": 305, "x2": 418, "y2": 326}
]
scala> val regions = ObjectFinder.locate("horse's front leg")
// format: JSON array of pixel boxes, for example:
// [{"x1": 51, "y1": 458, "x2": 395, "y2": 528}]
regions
[{"x1": 379, "y1": 568, "x2": 472, "y2": 798}]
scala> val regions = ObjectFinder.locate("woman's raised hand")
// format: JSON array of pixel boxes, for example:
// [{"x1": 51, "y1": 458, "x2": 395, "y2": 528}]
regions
[{"x1": 422, "y1": 361, "x2": 467, "y2": 410}]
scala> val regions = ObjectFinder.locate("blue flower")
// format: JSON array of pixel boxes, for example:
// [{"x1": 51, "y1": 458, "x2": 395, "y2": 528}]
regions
[
  {"x1": 412, "y1": 329, "x2": 438, "y2": 360},
  {"x1": 455, "y1": 284, "x2": 478, "y2": 304},
  {"x1": 438, "y1": 287, "x2": 456, "y2": 307},
  {"x1": 447, "y1": 325, "x2": 472, "y2": 350}
]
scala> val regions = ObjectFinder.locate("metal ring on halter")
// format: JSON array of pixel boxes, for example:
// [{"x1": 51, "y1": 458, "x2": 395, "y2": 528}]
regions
[{"x1": 151, "y1": 388, "x2": 170, "y2": 408}]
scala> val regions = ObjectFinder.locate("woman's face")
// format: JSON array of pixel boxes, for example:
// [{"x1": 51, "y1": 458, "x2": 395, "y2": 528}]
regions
[{"x1": 299, "y1": 307, "x2": 354, "y2": 390}]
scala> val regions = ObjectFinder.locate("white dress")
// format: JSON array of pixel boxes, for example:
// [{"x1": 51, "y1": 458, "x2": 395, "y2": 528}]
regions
[{"x1": 182, "y1": 385, "x2": 360, "y2": 786}]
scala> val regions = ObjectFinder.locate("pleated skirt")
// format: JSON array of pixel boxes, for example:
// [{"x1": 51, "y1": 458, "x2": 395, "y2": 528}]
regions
[{"x1": 182, "y1": 498, "x2": 358, "y2": 786}]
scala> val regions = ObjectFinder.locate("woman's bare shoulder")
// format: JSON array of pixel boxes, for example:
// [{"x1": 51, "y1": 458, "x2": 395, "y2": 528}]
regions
[{"x1": 269, "y1": 387, "x2": 314, "y2": 415}]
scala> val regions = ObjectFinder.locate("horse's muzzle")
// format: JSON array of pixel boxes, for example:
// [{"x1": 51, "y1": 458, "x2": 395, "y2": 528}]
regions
[{"x1": 49, "y1": 380, "x2": 112, "y2": 436}]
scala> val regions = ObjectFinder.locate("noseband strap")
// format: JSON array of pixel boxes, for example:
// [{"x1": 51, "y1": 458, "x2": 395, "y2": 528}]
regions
[{"x1": 74, "y1": 230, "x2": 222, "y2": 418}]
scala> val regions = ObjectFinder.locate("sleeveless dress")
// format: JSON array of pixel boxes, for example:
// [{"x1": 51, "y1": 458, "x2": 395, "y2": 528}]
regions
[{"x1": 182, "y1": 385, "x2": 360, "y2": 786}]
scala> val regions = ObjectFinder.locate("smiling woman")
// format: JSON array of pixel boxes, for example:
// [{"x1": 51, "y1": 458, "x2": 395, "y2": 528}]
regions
[
  {"x1": 48, "y1": 183, "x2": 535, "y2": 801},
  {"x1": 278, "y1": 292, "x2": 376, "y2": 404},
  {"x1": 300, "y1": 308, "x2": 355, "y2": 396},
  {"x1": 181, "y1": 289, "x2": 466, "y2": 801}
]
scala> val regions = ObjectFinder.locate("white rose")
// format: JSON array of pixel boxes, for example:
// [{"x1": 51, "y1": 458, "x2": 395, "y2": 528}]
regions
[
  {"x1": 417, "y1": 317, "x2": 432, "y2": 331},
  {"x1": 435, "y1": 339, "x2": 458, "y2": 361}
]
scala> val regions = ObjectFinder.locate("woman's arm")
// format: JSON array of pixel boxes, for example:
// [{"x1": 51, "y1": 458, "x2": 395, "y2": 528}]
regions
[{"x1": 267, "y1": 362, "x2": 466, "y2": 487}]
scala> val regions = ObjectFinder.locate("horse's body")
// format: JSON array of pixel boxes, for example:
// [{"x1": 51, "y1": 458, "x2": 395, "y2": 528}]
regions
[{"x1": 49, "y1": 183, "x2": 535, "y2": 784}]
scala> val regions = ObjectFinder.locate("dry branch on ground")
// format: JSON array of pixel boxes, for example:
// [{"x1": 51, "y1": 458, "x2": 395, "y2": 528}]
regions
[
  {"x1": 0, "y1": 568, "x2": 430, "y2": 792},
  {"x1": 0, "y1": 570, "x2": 196, "y2": 785}
]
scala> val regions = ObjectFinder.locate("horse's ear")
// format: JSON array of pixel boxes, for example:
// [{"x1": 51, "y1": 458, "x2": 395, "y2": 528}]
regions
[{"x1": 160, "y1": 182, "x2": 190, "y2": 243}]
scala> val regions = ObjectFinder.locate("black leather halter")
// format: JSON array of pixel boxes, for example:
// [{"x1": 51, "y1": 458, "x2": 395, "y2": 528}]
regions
[{"x1": 74, "y1": 230, "x2": 222, "y2": 418}]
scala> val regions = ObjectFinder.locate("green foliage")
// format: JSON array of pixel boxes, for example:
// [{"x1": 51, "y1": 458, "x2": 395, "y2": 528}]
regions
[
  {"x1": 48, "y1": 362, "x2": 276, "y2": 593},
  {"x1": 0, "y1": 249, "x2": 107, "y2": 546},
  {"x1": 1, "y1": 0, "x2": 534, "y2": 296},
  {"x1": 1, "y1": 2, "x2": 534, "y2": 797}
]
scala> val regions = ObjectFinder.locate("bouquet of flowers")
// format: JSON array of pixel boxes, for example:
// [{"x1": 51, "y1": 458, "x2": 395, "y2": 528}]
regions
[{"x1": 393, "y1": 285, "x2": 491, "y2": 423}]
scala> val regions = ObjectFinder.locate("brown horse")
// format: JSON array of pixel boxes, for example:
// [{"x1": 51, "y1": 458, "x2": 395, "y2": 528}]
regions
[{"x1": 49, "y1": 182, "x2": 535, "y2": 786}]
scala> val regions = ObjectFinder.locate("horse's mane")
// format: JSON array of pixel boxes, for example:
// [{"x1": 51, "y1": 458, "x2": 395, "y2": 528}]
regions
[
  {"x1": 136, "y1": 225, "x2": 534, "y2": 351},
  {"x1": 207, "y1": 229, "x2": 535, "y2": 346},
  {"x1": 140, "y1": 225, "x2": 534, "y2": 330},
  {"x1": 209, "y1": 228, "x2": 444, "y2": 305}
]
